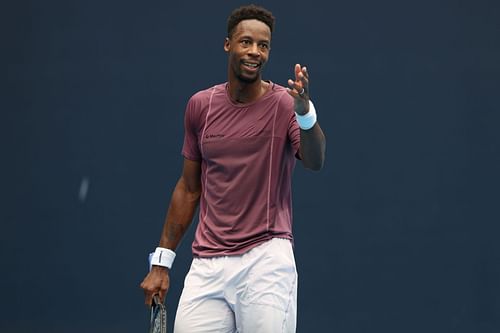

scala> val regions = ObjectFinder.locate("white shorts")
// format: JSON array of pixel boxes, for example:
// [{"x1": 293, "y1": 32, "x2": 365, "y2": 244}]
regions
[{"x1": 174, "y1": 238, "x2": 298, "y2": 333}]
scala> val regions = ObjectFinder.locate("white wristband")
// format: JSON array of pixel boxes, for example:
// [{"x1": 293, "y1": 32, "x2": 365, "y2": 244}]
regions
[
  {"x1": 149, "y1": 247, "x2": 176, "y2": 270},
  {"x1": 295, "y1": 100, "x2": 317, "y2": 130}
]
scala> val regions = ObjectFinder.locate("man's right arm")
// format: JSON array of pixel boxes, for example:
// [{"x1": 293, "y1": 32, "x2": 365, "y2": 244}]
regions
[{"x1": 140, "y1": 158, "x2": 202, "y2": 305}]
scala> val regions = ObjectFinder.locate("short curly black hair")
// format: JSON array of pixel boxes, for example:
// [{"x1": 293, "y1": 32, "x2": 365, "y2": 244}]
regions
[{"x1": 227, "y1": 4, "x2": 275, "y2": 38}]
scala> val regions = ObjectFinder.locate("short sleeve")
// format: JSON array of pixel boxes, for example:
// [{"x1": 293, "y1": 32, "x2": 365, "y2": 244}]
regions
[{"x1": 181, "y1": 97, "x2": 202, "y2": 161}]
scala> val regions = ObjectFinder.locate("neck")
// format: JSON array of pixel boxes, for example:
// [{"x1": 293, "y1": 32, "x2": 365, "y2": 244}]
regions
[{"x1": 227, "y1": 76, "x2": 268, "y2": 104}]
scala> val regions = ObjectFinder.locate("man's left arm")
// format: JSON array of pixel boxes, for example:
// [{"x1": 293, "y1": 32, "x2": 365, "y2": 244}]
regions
[{"x1": 287, "y1": 64, "x2": 326, "y2": 171}]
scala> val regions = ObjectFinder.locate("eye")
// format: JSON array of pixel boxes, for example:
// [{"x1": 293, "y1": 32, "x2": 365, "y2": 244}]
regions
[
  {"x1": 259, "y1": 43, "x2": 269, "y2": 50},
  {"x1": 241, "y1": 39, "x2": 251, "y2": 46}
]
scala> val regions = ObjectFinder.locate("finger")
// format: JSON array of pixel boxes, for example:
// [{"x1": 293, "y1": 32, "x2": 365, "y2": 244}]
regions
[
  {"x1": 287, "y1": 80, "x2": 304, "y2": 98},
  {"x1": 287, "y1": 79, "x2": 301, "y2": 92},
  {"x1": 158, "y1": 289, "x2": 166, "y2": 304},
  {"x1": 286, "y1": 88, "x2": 308, "y2": 102},
  {"x1": 302, "y1": 66, "x2": 309, "y2": 79},
  {"x1": 291, "y1": 64, "x2": 309, "y2": 91},
  {"x1": 287, "y1": 87, "x2": 299, "y2": 98},
  {"x1": 158, "y1": 291, "x2": 166, "y2": 304},
  {"x1": 144, "y1": 291, "x2": 153, "y2": 307},
  {"x1": 288, "y1": 79, "x2": 300, "y2": 89},
  {"x1": 140, "y1": 278, "x2": 153, "y2": 306},
  {"x1": 298, "y1": 69, "x2": 309, "y2": 88},
  {"x1": 294, "y1": 64, "x2": 301, "y2": 80},
  {"x1": 288, "y1": 77, "x2": 304, "y2": 90}
]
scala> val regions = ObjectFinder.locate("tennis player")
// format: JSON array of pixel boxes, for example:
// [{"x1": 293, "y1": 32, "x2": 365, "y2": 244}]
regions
[{"x1": 141, "y1": 4, "x2": 326, "y2": 332}]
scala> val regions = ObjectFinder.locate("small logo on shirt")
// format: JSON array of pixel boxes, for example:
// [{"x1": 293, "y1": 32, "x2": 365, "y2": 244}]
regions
[{"x1": 205, "y1": 134, "x2": 225, "y2": 139}]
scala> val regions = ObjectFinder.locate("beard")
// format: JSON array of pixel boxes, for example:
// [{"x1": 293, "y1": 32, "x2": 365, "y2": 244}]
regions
[{"x1": 236, "y1": 72, "x2": 259, "y2": 83}]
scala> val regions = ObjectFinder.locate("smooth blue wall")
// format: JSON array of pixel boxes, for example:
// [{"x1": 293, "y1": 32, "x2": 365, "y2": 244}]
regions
[{"x1": 2, "y1": 0, "x2": 499, "y2": 332}]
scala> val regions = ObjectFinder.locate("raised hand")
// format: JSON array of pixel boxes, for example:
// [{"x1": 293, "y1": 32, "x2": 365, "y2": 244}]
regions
[{"x1": 287, "y1": 63, "x2": 310, "y2": 115}]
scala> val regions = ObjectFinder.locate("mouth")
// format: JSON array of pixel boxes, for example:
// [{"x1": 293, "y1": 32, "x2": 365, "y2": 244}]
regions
[{"x1": 241, "y1": 61, "x2": 261, "y2": 71}]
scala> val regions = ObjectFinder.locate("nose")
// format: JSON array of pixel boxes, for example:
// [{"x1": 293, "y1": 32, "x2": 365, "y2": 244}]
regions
[{"x1": 248, "y1": 42, "x2": 260, "y2": 57}]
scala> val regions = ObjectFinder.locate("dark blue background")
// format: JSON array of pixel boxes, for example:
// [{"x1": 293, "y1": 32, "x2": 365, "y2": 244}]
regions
[{"x1": 2, "y1": 0, "x2": 499, "y2": 332}]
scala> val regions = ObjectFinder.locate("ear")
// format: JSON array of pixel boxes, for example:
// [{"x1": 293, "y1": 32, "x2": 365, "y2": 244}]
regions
[{"x1": 223, "y1": 37, "x2": 230, "y2": 52}]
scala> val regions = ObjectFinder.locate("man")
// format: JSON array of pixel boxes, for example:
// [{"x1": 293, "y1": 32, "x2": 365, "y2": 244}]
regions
[{"x1": 141, "y1": 4, "x2": 326, "y2": 332}]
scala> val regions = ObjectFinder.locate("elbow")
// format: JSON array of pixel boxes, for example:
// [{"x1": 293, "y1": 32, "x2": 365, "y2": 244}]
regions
[
  {"x1": 311, "y1": 162, "x2": 324, "y2": 171},
  {"x1": 303, "y1": 158, "x2": 325, "y2": 171},
  {"x1": 184, "y1": 189, "x2": 201, "y2": 204},
  {"x1": 177, "y1": 177, "x2": 202, "y2": 202},
  {"x1": 185, "y1": 185, "x2": 202, "y2": 202},
  {"x1": 300, "y1": 137, "x2": 326, "y2": 171},
  {"x1": 302, "y1": 147, "x2": 326, "y2": 171}
]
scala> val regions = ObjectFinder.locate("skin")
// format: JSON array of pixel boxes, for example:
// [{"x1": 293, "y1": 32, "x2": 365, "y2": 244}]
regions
[{"x1": 140, "y1": 18, "x2": 326, "y2": 306}]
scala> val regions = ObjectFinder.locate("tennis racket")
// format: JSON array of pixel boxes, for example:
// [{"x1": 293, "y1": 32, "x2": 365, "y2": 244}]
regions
[{"x1": 149, "y1": 295, "x2": 167, "y2": 333}]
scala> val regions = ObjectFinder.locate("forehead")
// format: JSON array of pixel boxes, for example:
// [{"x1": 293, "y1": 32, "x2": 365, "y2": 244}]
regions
[{"x1": 232, "y1": 19, "x2": 271, "y2": 40}]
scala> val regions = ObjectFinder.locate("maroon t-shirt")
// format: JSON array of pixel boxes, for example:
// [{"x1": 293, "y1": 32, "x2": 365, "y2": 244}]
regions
[{"x1": 182, "y1": 82, "x2": 300, "y2": 257}]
